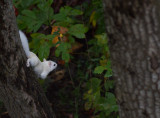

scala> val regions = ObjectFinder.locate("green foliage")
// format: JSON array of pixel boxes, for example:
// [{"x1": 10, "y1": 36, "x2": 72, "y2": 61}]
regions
[
  {"x1": 14, "y1": 0, "x2": 54, "y2": 32},
  {"x1": 14, "y1": 0, "x2": 87, "y2": 62},
  {"x1": 52, "y1": 7, "x2": 88, "y2": 62},
  {"x1": 52, "y1": 6, "x2": 88, "y2": 62},
  {"x1": 30, "y1": 33, "x2": 56, "y2": 60},
  {"x1": 94, "y1": 66, "x2": 106, "y2": 74},
  {"x1": 89, "y1": 33, "x2": 113, "y2": 78},
  {"x1": 83, "y1": 0, "x2": 105, "y2": 34},
  {"x1": 104, "y1": 60, "x2": 112, "y2": 78},
  {"x1": 13, "y1": 0, "x2": 118, "y2": 117},
  {"x1": 76, "y1": 32, "x2": 117, "y2": 117},
  {"x1": 83, "y1": 78, "x2": 118, "y2": 118},
  {"x1": 68, "y1": 24, "x2": 88, "y2": 38},
  {"x1": 55, "y1": 42, "x2": 71, "y2": 62},
  {"x1": 53, "y1": 6, "x2": 83, "y2": 26},
  {"x1": 80, "y1": 0, "x2": 118, "y2": 117}
]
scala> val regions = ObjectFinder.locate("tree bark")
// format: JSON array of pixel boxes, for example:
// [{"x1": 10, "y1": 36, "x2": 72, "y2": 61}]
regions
[
  {"x1": 0, "y1": 0, "x2": 56, "y2": 118},
  {"x1": 103, "y1": 0, "x2": 160, "y2": 118}
]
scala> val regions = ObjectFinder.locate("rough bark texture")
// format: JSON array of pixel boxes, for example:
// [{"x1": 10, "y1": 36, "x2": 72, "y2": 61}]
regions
[
  {"x1": 103, "y1": 0, "x2": 160, "y2": 118},
  {"x1": 0, "y1": 0, "x2": 56, "y2": 118}
]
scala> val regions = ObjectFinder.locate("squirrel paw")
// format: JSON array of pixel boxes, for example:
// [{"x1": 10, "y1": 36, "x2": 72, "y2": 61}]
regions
[
  {"x1": 26, "y1": 60, "x2": 30, "y2": 67},
  {"x1": 40, "y1": 73, "x2": 47, "y2": 79}
]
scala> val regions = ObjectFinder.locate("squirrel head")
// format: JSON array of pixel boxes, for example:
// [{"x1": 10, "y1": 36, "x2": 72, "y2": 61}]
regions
[{"x1": 43, "y1": 58, "x2": 57, "y2": 71}]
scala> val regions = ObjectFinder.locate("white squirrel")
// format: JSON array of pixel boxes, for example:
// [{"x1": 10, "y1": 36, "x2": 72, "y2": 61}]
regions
[{"x1": 19, "y1": 30, "x2": 57, "y2": 79}]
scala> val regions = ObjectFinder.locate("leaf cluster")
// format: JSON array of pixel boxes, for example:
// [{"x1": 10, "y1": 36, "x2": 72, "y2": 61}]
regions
[
  {"x1": 12, "y1": 0, "x2": 119, "y2": 118},
  {"x1": 14, "y1": 0, "x2": 54, "y2": 32},
  {"x1": 83, "y1": 78, "x2": 118, "y2": 117}
]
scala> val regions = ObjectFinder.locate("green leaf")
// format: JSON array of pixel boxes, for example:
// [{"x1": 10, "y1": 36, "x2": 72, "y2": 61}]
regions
[
  {"x1": 68, "y1": 35, "x2": 75, "y2": 43},
  {"x1": 18, "y1": 13, "x2": 43, "y2": 32},
  {"x1": 31, "y1": 33, "x2": 45, "y2": 39},
  {"x1": 104, "y1": 80, "x2": 114, "y2": 91},
  {"x1": 22, "y1": 10, "x2": 36, "y2": 19},
  {"x1": 46, "y1": 0, "x2": 53, "y2": 6},
  {"x1": 20, "y1": 0, "x2": 39, "y2": 8},
  {"x1": 33, "y1": 21, "x2": 43, "y2": 32},
  {"x1": 94, "y1": 66, "x2": 106, "y2": 74},
  {"x1": 89, "y1": 78, "x2": 101, "y2": 92},
  {"x1": 104, "y1": 69, "x2": 112, "y2": 77},
  {"x1": 62, "y1": 52, "x2": 70, "y2": 62},
  {"x1": 60, "y1": 6, "x2": 72, "y2": 15},
  {"x1": 30, "y1": 33, "x2": 56, "y2": 60},
  {"x1": 95, "y1": 33, "x2": 107, "y2": 45},
  {"x1": 53, "y1": 13, "x2": 67, "y2": 21},
  {"x1": 47, "y1": 7, "x2": 54, "y2": 22},
  {"x1": 55, "y1": 42, "x2": 71, "y2": 62},
  {"x1": 18, "y1": 0, "x2": 54, "y2": 32},
  {"x1": 55, "y1": 49, "x2": 60, "y2": 57},
  {"x1": 70, "y1": 9, "x2": 83, "y2": 16},
  {"x1": 105, "y1": 92, "x2": 116, "y2": 104},
  {"x1": 38, "y1": 42, "x2": 50, "y2": 61},
  {"x1": 106, "y1": 60, "x2": 111, "y2": 68},
  {"x1": 68, "y1": 24, "x2": 88, "y2": 38}
]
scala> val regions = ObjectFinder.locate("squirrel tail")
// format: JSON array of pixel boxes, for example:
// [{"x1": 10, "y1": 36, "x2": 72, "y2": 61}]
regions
[{"x1": 19, "y1": 30, "x2": 30, "y2": 58}]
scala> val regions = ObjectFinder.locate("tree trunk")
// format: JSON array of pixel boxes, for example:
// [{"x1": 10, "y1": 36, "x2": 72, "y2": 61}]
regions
[
  {"x1": 0, "y1": 0, "x2": 56, "y2": 118},
  {"x1": 103, "y1": 0, "x2": 160, "y2": 118}
]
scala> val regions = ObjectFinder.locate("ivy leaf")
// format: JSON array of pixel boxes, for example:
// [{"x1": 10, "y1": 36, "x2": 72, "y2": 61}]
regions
[
  {"x1": 104, "y1": 80, "x2": 114, "y2": 91},
  {"x1": 105, "y1": 92, "x2": 116, "y2": 104},
  {"x1": 68, "y1": 24, "x2": 88, "y2": 38},
  {"x1": 104, "y1": 60, "x2": 112, "y2": 77},
  {"x1": 94, "y1": 66, "x2": 106, "y2": 74},
  {"x1": 104, "y1": 69, "x2": 112, "y2": 77}
]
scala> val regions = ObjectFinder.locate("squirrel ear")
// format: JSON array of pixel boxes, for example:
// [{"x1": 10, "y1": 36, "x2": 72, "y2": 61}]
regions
[
  {"x1": 43, "y1": 58, "x2": 46, "y2": 62},
  {"x1": 48, "y1": 61, "x2": 52, "y2": 67}
]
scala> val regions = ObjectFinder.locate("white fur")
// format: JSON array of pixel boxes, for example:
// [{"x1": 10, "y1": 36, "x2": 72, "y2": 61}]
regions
[
  {"x1": 19, "y1": 30, "x2": 57, "y2": 79},
  {"x1": 19, "y1": 30, "x2": 30, "y2": 57}
]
